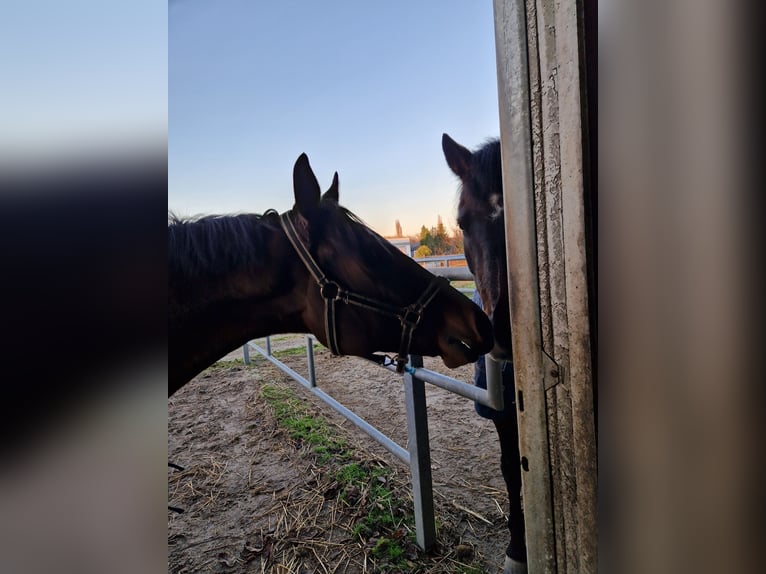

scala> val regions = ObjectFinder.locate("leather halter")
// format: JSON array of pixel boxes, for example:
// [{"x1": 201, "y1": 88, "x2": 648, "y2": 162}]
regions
[{"x1": 280, "y1": 211, "x2": 446, "y2": 373}]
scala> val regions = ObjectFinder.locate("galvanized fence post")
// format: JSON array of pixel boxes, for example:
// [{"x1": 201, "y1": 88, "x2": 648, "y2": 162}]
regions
[
  {"x1": 242, "y1": 343, "x2": 250, "y2": 365},
  {"x1": 403, "y1": 354, "x2": 436, "y2": 550},
  {"x1": 306, "y1": 334, "x2": 316, "y2": 387}
]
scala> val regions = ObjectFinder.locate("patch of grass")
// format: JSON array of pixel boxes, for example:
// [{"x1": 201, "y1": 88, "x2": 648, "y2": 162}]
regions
[
  {"x1": 204, "y1": 358, "x2": 253, "y2": 372},
  {"x1": 371, "y1": 537, "x2": 405, "y2": 561},
  {"x1": 271, "y1": 343, "x2": 322, "y2": 358},
  {"x1": 260, "y1": 385, "x2": 301, "y2": 417},
  {"x1": 260, "y1": 382, "x2": 416, "y2": 570},
  {"x1": 312, "y1": 444, "x2": 338, "y2": 465},
  {"x1": 265, "y1": 334, "x2": 296, "y2": 342},
  {"x1": 342, "y1": 463, "x2": 415, "y2": 570},
  {"x1": 335, "y1": 462, "x2": 367, "y2": 485},
  {"x1": 260, "y1": 384, "x2": 348, "y2": 461}
]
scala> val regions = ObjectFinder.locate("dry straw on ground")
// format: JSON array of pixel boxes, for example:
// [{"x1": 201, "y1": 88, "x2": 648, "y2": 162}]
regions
[{"x1": 169, "y1": 340, "x2": 510, "y2": 573}]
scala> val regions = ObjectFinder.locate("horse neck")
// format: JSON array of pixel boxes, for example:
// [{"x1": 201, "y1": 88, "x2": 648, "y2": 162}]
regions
[{"x1": 168, "y1": 220, "x2": 310, "y2": 394}]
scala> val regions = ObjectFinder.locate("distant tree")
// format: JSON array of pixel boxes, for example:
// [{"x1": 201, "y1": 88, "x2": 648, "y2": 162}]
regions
[
  {"x1": 436, "y1": 215, "x2": 447, "y2": 238},
  {"x1": 419, "y1": 225, "x2": 435, "y2": 252},
  {"x1": 416, "y1": 218, "x2": 465, "y2": 256},
  {"x1": 414, "y1": 245, "x2": 432, "y2": 259},
  {"x1": 450, "y1": 227, "x2": 464, "y2": 254},
  {"x1": 431, "y1": 215, "x2": 449, "y2": 254}
]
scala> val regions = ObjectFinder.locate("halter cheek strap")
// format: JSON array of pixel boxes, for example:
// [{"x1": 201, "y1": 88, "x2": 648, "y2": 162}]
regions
[
  {"x1": 280, "y1": 211, "x2": 446, "y2": 373},
  {"x1": 390, "y1": 278, "x2": 444, "y2": 370}
]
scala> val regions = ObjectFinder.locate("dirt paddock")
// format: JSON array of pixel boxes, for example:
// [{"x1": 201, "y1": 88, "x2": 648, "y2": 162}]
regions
[{"x1": 169, "y1": 336, "x2": 511, "y2": 573}]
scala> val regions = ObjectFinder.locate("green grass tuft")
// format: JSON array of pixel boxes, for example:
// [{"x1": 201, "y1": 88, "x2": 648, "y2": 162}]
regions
[
  {"x1": 271, "y1": 343, "x2": 323, "y2": 358},
  {"x1": 335, "y1": 462, "x2": 367, "y2": 486},
  {"x1": 371, "y1": 537, "x2": 405, "y2": 560},
  {"x1": 205, "y1": 358, "x2": 252, "y2": 372},
  {"x1": 260, "y1": 384, "x2": 348, "y2": 461},
  {"x1": 259, "y1": 382, "x2": 419, "y2": 571}
]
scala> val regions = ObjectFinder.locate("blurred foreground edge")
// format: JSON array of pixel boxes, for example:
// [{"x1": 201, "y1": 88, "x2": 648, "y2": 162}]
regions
[{"x1": 0, "y1": 152, "x2": 167, "y2": 459}]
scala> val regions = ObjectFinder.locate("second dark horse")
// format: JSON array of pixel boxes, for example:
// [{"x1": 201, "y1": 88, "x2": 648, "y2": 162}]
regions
[{"x1": 442, "y1": 133, "x2": 527, "y2": 574}]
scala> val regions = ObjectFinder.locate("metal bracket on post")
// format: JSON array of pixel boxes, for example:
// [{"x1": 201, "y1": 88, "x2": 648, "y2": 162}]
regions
[
  {"x1": 403, "y1": 354, "x2": 436, "y2": 551},
  {"x1": 542, "y1": 352, "x2": 563, "y2": 391}
]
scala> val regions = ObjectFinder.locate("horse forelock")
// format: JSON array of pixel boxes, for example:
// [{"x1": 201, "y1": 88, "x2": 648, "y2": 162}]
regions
[
  {"x1": 454, "y1": 139, "x2": 502, "y2": 222},
  {"x1": 470, "y1": 139, "x2": 503, "y2": 203}
]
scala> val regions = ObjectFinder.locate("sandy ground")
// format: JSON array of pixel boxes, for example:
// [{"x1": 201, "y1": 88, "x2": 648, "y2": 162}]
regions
[{"x1": 169, "y1": 335, "x2": 511, "y2": 573}]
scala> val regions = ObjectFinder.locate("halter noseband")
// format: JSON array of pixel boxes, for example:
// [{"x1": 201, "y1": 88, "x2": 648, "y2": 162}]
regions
[{"x1": 280, "y1": 211, "x2": 446, "y2": 373}]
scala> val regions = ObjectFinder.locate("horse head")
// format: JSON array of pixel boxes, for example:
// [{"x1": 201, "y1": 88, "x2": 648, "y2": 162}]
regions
[
  {"x1": 288, "y1": 153, "x2": 493, "y2": 369},
  {"x1": 442, "y1": 134, "x2": 511, "y2": 359}
]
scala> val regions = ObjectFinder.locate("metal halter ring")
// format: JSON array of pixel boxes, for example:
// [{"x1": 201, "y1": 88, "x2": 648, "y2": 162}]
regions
[
  {"x1": 400, "y1": 306, "x2": 423, "y2": 328},
  {"x1": 320, "y1": 281, "x2": 341, "y2": 301}
]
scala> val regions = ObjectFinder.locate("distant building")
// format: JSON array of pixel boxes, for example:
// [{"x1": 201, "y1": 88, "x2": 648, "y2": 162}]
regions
[
  {"x1": 385, "y1": 219, "x2": 417, "y2": 256},
  {"x1": 387, "y1": 237, "x2": 415, "y2": 257}
]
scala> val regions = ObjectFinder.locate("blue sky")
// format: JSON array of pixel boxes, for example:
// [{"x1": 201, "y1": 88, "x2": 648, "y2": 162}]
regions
[{"x1": 169, "y1": 0, "x2": 499, "y2": 237}]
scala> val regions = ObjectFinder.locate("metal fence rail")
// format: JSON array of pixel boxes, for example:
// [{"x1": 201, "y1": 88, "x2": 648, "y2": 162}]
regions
[
  {"x1": 248, "y1": 336, "x2": 409, "y2": 464},
  {"x1": 414, "y1": 255, "x2": 473, "y2": 288},
  {"x1": 413, "y1": 254, "x2": 469, "y2": 267}
]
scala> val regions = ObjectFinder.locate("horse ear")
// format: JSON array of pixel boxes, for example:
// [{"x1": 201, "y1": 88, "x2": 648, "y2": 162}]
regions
[
  {"x1": 442, "y1": 133, "x2": 473, "y2": 179},
  {"x1": 322, "y1": 172, "x2": 339, "y2": 203},
  {"x1": 293, "y1": 153, "x2": 321, "y2": 218}
]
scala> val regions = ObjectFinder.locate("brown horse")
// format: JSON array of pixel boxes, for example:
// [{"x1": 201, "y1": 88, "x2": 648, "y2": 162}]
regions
[
  {"x1": 169, "y1": 153, "x2": 494, "y2": 395},
  {"x1": 442, "y1": 134, "x2": 527, "y2": 574}
]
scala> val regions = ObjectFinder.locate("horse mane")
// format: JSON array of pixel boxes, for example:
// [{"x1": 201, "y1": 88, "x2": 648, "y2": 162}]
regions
[
  {"x1": 168, "y1": 210, "x2": 280, "y2": 280},
  {"x1": 168, "y1": 201, "x2": 398, "y2": 284},
  {"x1": 469, "y1": 138, "x2": 503, "y2": 201}
]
